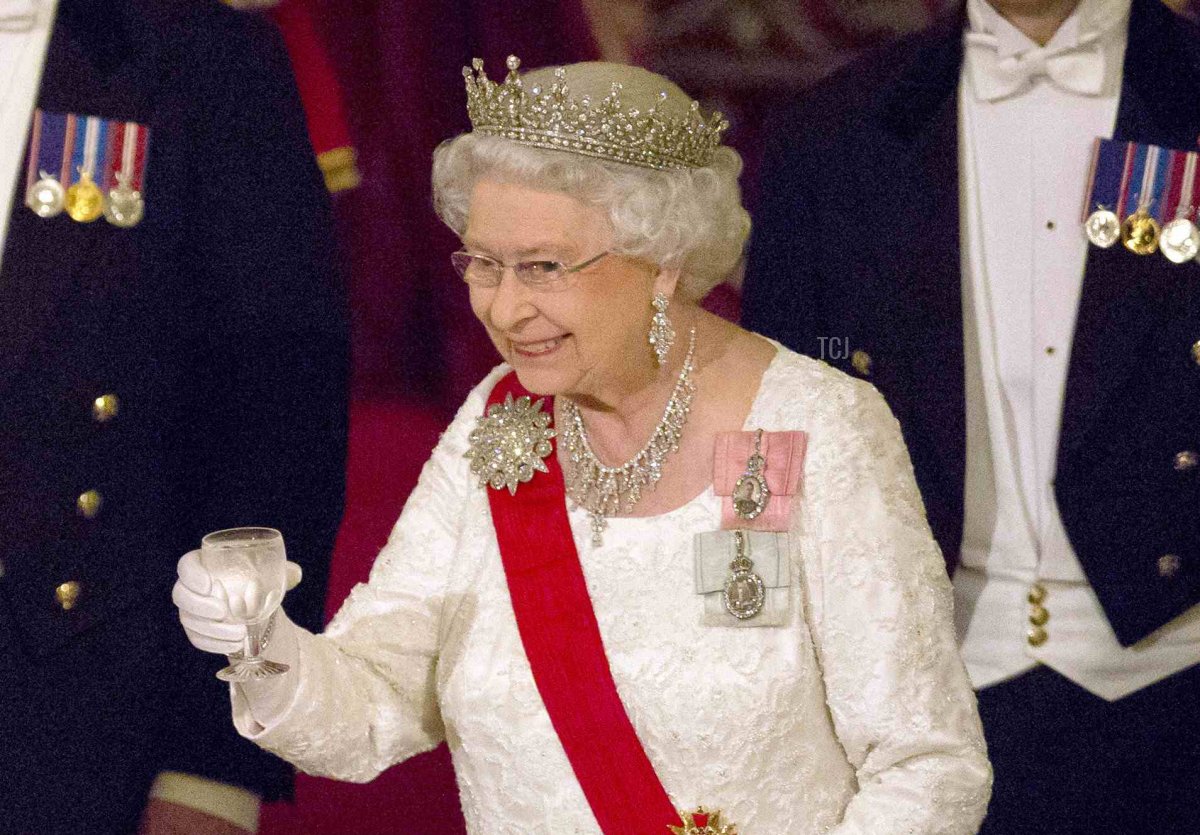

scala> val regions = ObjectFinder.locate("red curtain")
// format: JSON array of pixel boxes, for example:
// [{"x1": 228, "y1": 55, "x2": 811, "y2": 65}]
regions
[{"x1": 317, "y1": 0, "x2": 599, "y2": 409}]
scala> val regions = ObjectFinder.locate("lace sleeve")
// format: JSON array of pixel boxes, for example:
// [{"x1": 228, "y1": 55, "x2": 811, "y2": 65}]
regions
[
  {"x1": 802, "y1": 379, "x2": 992, "y2": 834},
  {"x1": 230, "y1": 366, "x2": 508, "y2": 783}
]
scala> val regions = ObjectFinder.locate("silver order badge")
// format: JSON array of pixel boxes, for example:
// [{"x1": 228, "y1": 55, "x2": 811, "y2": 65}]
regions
[
  {"x1": 1085, "y1": 207, "x2": 1121, "y2": 249},
  {"x1": 723, "y1": 530, "x2": 765, "y2": 621},
  {"x1": 732, "y1": 429, "x2": 770, "y2": 521},
  {"x1": 25, "y1": 173, "x2": 65, "y2": 218}
]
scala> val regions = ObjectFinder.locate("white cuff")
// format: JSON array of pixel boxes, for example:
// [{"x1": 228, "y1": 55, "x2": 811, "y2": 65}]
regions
[{"x1": 148, "y1": 771, "x2": 261, "y2": 832}]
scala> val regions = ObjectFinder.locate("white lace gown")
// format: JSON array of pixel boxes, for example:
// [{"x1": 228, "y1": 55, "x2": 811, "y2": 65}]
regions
[{"x1": 233, "y1": 347, "x2": 991, "y2": 834}]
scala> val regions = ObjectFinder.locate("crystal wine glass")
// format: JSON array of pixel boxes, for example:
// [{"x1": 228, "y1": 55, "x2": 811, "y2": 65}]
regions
[{"x1": 200, "y1": 527, "x2": 290, "y2": 682}]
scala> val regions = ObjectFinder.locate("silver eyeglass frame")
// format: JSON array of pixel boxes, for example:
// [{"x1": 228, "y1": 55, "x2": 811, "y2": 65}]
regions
[{"x1": 450, "y1": 250, "x2": 610, "y2": 290}]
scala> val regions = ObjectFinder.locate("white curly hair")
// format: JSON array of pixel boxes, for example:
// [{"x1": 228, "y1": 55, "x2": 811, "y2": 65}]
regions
[{"x1": 431, "y1": 63, "x2": 751, "y2": 300}]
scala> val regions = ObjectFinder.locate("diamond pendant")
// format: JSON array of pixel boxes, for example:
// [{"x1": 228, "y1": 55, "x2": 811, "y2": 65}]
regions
[
  {"x1": 722, "y1": 531, "x2": 765, "y2": 620},
  {"x1": 732, "y1": 429, "x2": 770, "y2": 521},
  {"x1": 588, "y1": 513, "x2": 606, "y2": 547}
]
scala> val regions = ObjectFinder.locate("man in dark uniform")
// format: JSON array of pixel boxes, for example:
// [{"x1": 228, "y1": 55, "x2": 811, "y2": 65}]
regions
[
  {"x1": 0, "y1": 0, "x2": 348, "y2": 831},
  {"x1": 743, "y1": 0, "x2": 1200, "y2": 832}
]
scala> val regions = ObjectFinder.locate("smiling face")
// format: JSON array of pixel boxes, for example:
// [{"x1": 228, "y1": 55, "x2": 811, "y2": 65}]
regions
[{"x1": 463, "y1": 179, "x2": 674, "y2": 401}]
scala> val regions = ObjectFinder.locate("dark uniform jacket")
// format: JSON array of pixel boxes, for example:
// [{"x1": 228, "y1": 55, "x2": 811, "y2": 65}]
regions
[
  {"x1": 743, "y1": 0, "x2": 1200, "y2": 649},
  {"x1": 0, "y1": 1, "x2": 349, "y2": 831}
]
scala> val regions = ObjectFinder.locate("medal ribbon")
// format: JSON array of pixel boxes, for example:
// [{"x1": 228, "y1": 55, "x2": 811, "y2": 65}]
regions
[
  {"x1": 1114, "y1": 141, "x2": 1135, "y2": 220},
  {"x1": 35, "y1": 110, "x2": 66, "y2": 184},
  {"x1": 1125, "y1": 143, "x2": 1164, "y2": 218},
  {"x1": 108, "y1": 121, "x2": 147, "y2": 191},
  {"x1": 1081, "y1": 138, "x2": 1127, "y2": 223},
  {"x1": 1080, "y1": 139, "x2": 1102, "y2": 222},
  {"x1": 74, "y1": 116, "x2": 106, "y2": 183},
  {"x1": 1147, "y1": 144, "x2": 1170, "y2": 222},
  {"x1": 484, "y1": 372, "x2": 684, "y2": 835},
  {"x1": 1177, "y1": 152, "x2": 1198, "y2": 220},
  {"x1": 120, "y1": 122, "x2": 138, "y2": 186},
  {"x1": 1161, "y1": 150, "x2": 1185, "y2": 222},
  {"x1": 24, "y1": 108, "x2": 43, "y2": 193},
  {"x1": 60, "y1": 113, "x2": 76, "y2": 186},
  {"x1": 99, "y1": 120, "x2": 117, "y2": 191}
]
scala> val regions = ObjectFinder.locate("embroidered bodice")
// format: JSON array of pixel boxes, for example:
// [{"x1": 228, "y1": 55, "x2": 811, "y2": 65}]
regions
[{"x1": 234, "y1": 347, "x2": 991, "y2": 834}]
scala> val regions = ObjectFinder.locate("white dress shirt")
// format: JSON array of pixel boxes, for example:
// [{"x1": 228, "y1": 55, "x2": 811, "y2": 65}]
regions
[
  {"x1": 955, "y1": 0, "x2": 1200, "y2": 702},
  {"x1": 0, "y1": 0, "x2": 54, "y2": 275}
]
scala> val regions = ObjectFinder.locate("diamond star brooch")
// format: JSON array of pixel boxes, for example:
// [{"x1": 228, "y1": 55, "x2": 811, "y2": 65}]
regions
[{"x1": 465, "y1": 393, "x2": 555, "y2": 494}]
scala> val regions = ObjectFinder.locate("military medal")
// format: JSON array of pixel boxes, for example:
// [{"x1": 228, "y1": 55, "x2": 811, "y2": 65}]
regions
[
  {"x1": 22, "y1": 110, "x2": 66, "y2": 217},
  {"x1": 1084, "y1": 206, "x2": 1120, "y2": 248},
  {"x1": 65, "y1": 116, "x2": 106, "y2": 222},
  {"x1": 1121, "y1": 143, "x2": 1166, "y2": 256},
  {"x1": 1159, "y1": 149, "x2": 1200, "y2": 264},
  {"x1": 26, "y1": 173, "x2": 65, "y2": 218},
  {"x1": 1160, "y1": 213, "x2": 1199, "y2": 263},
  {"x1": 24, "y1": 109, "x2": 151, "y2": 226},
  {"x1": 1122, "y1": 207, "x2": 1160, "y2": 255},
  {"x1": 102, "y1": 121, "x2": 148, "y2": 228},
  {"x1": 670, "y1": 808, "x2": 737, "y2": 835},
  {"x1": 103, "y1": 175, "x2": 143, "y2": 228},
  {"x1": 65, "y1": 173, "x2": 103, "y2": 222},
  {"x1": 731, "y1": 429, "x2": 770, "y2": 521},
  {"x1": 722, "y1": 530, "x2": 765, "y2": 620}
]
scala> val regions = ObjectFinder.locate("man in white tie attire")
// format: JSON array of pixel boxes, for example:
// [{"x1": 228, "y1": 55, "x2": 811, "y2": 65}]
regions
[{"x1": 743, "y1": 0, "x2": 1200, "y2": 831}]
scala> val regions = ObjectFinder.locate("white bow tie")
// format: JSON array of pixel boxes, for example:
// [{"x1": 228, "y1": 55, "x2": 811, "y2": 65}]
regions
[
  {"x1": 965, "y1": 31, "x2": 1106, "y2": 102},
  {"x1": 0, "y1": 0, "x2": 36, "y2": 32}
]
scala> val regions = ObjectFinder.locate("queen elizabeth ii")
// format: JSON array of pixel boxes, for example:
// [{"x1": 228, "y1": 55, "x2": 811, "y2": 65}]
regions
[{"x1": 174, "y1": 57, "x2": 991, "y2": 834}]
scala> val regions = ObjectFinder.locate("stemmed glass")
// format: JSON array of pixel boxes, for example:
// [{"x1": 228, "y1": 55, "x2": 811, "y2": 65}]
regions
[{"x1": 200, "y1": 527, "x2": 290, "y2": 682}]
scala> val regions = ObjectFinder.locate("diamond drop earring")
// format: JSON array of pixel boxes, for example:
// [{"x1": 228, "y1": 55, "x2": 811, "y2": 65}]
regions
[{"x1": 648, "y1": 292, "x2": 675, "y2": 367}]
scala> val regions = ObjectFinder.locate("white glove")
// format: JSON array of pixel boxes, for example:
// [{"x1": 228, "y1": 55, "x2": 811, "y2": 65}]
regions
[{"x1": 173, "y1": 549, "x2": 303, "y2": 655}]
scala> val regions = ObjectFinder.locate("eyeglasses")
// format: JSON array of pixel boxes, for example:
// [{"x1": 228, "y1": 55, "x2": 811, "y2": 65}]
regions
[{"x1": 450, "y1": 250, "x2": 610, "y2": 290}]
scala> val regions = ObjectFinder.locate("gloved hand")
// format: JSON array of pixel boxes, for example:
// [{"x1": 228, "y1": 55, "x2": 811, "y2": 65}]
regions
[{"x1": 173, "y1": 550, "x2": 303, "y2": 655}]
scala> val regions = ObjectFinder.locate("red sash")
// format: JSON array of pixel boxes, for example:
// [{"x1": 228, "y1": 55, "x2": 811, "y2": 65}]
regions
[{"x1": 484, "y1": 373, "x2": 683, "y2": 834}]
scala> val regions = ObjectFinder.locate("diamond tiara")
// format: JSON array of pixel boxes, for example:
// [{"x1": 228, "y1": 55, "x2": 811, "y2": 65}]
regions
[{"x1": 462, "y1": 55, "x2": 728, "y2": 171}]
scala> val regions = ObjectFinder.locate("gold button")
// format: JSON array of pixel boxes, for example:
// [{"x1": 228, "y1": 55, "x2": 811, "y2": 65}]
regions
[
  {"x1": 1028, "y1": 604, "x2": 1050, "y2": 627},
  {"x1": 1175, "y1": 451, "x2": 1199, "y2": 472},
  {"x1": 92, "y1": 393, "x2": 119, "y2": 423},
  {"x1": 76, "y1": 490, "x2": 103, "y2": 519},
  {"x1": 1158, "y1": 554, "x2": 1182, "y2": 579},
  {"x1": 1027, "y1": 626, "x2": 1048, "y2": 647},
  {"x1": 1027, "y1": 583, "x2": 1047, "y2": 605},
  {"x1": 1192, "y1": 340, "x2": 1200, "y2": 366},
  {"x1": 851, "y1": 350, "x2": 873, "y2": 376},
  {"x1": 55, "y1": 580, "x2": 82, "y2": 611}
]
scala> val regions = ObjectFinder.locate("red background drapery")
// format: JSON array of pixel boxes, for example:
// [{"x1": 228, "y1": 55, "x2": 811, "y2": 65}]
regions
[{"x1": 322, "y1": 0, "x2": 599, "y2": 410}]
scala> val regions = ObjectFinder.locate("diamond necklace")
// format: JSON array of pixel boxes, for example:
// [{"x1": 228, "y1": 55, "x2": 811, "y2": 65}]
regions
[{"x1": 560, "y1": 327, "x2": 697, "y2": 546}]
